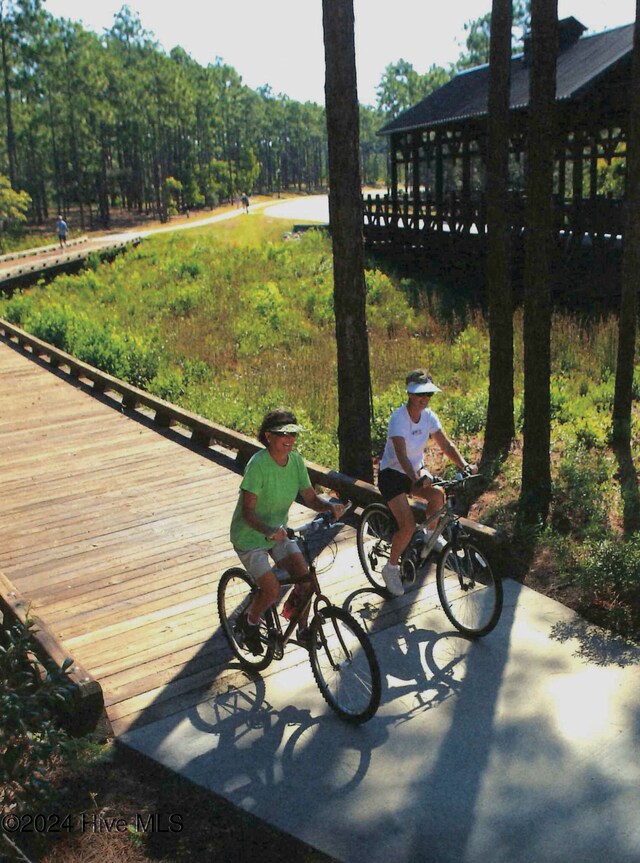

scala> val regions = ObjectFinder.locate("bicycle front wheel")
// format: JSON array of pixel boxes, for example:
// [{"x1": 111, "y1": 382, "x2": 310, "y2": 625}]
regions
[
  {"x1": 309, "y1": 606, "x2": 381, "y2": 724},
  {"x1": 357, "y1": 502, "x2": 397, "y2": 591},
  {"x1": 217, "y1": 567, "x2": 276, "y2": 671},
  {"x1": 436, "y1": 542, "x2": 503, "y2": 637}
]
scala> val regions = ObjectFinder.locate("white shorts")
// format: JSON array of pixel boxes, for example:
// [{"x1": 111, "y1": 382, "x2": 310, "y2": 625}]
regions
[{"x1": 234, "y1": 538, "x2": 301, "y2": 582}]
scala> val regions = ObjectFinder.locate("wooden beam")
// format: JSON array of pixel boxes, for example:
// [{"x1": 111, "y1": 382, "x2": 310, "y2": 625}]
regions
[{"x1": 0, "y1": 570, "x2": 109, "y2": 736}]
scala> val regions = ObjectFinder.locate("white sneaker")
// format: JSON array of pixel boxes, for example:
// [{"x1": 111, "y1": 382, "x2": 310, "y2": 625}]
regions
[
  {"x1": 421, "y1": 529, "x2": 446, "y2": 558},
  {"x1": 382, "y1": 563, "x2": 404, "y2": 596}
]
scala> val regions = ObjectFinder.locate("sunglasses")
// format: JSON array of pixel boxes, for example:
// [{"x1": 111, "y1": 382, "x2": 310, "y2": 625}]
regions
[{"x1": 269, "y1": 430, "x2": 298, "y2": 437}]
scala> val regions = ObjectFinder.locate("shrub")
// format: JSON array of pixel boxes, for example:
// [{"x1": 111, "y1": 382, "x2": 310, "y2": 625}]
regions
[
  {"x1": 1, "y1": 617, "x2": 75, "y2": 812},
  {"x1": 1, "y1": 291, "x2": 34, "y2": 325},
  {"x1": 442, "y1": 389, "x2": 488, "y2": 437},
  {"x1": 365, "y1": 269, "x2": 414, "y2": 336},
  {"x1": 551, "y1": 444, "x2": 612, "y2": 538},
  {"x1": 25, "y1": 304, "x2": 73, "y2": 351},
  {"x1": 149, "y1": 368, "x2": 186, "y2": 402},
  {"x1": 573, "y1": 533, "x2": 640, "y2": 637}
]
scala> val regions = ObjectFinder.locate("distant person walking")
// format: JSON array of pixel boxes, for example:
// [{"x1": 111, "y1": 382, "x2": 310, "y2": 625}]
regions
[
  {"x1": 241, "y1": 193, "x2": 250, "y2": 213},
  {"x1": 56, "y1": 215, "x2": 68, "y2": 249}
]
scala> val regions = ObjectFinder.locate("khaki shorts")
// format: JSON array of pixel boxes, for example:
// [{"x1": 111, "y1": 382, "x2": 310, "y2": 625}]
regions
[{"x1": 234, "y1": 538, "x2": 301, "y2": 583}]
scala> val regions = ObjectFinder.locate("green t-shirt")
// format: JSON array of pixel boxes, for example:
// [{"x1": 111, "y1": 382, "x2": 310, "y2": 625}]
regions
[{"x1": 230, "y1": 449, "x2": 312, "y2": 551}]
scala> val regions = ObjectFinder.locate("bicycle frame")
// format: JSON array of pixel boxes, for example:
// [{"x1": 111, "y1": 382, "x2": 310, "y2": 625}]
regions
[
  {"x1": 266, "y1": 566, "x2": 324, "y2": 650},
  {"x1": 266, "y1": 511, "x2": 347, "y2": 651}
]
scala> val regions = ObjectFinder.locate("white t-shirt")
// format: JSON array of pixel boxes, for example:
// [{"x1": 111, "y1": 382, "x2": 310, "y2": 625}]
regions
[{"x1": 379, "y1": 405, "x2": 442, "y2": 475}]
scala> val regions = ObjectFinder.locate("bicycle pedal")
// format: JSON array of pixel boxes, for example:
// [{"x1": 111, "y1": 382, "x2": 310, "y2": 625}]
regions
[{"x1": 401, "y1": 559, "x2": 417, "y2": 586}]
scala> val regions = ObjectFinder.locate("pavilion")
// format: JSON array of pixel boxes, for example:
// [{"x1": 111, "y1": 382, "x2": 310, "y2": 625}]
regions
[{"x1": 364, "y1": 17, "x2": 633, "y2": 268}]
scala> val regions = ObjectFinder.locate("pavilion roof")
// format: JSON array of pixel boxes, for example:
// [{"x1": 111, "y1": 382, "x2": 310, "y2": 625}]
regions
[{"x1": 379, "y1": 19, "x2": 634, "y2": 136}]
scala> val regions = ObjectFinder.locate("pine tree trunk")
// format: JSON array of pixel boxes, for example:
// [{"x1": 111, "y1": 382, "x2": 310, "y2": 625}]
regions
[
  {"x1": 482, "y1": 0, "x2": 515, "y2": 467},
  {"x1": 322, "y1": 0, "x2": 373, "y2": 482},
  {"x1": 520, "y1": 0, "x2": 558, "y2": 525},
  {"x1": 613, "y1": 0, "x2": 640, "y2": 446}
]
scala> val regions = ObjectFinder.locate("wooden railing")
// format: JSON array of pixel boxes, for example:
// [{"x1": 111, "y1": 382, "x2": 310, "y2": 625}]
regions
[
  {"x1": 0, "y1": 236, "x2": 90, "y2": 263},
  {"x1": 363, "y1": 191, "x2": 625, "y2": 245},
  {"x1": 0, "y1": 569, "x2": 108, "y2": 736},
  {"x1": 0, "y1": 236, "x2": 141, "y2": 286}
]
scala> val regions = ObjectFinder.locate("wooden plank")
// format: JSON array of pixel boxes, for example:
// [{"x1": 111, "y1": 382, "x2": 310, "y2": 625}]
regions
[
  {"x1": 0, "y1": 570, "x2": 108, "y2": 734},
  {"x1": 0, "y1": 334, "x2": 500, "y2": 736}
]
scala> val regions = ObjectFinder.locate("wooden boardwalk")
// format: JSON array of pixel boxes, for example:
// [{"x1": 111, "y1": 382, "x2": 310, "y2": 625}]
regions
[
  {"x1": 0, "y1": 235, "x2": 141, "y2": 287},
  {"x1": 1, "y1": 334, "x2": 473, "y2": 737},
  {"x1": 0, "y1": 338, "x2": 387, "y2": 735}
]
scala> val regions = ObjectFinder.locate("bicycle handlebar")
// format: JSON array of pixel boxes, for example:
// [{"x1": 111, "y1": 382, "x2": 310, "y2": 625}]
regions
[
  {"x1": 431, "y1": 472, "x2": 483, "y2": 490},
  {"x1": 286, "y1": 500, "x2": 352, "y2": 540}
]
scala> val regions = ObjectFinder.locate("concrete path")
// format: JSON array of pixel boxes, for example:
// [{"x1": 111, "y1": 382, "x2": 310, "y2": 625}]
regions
[{"x1": 121, "y1": 546, "x2": 640, "y2": 863}]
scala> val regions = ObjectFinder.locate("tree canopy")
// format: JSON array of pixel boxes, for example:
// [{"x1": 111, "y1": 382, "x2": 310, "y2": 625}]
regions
[{"x1": 0, "y1": 1, "x2": 387, "y2": 226}]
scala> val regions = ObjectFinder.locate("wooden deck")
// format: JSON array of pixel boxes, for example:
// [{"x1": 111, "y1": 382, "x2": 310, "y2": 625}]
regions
[
  {"x1": 1, "y1": 334, "x2": 490, "y2": 737},
  {"x1": 0, "y1": 338, "x2": 388, "y2": 735}
]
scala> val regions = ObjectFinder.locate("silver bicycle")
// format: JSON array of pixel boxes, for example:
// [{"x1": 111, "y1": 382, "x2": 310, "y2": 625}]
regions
[{"x1": 357, "y1": 473, "x2": 503, "y2": 637}]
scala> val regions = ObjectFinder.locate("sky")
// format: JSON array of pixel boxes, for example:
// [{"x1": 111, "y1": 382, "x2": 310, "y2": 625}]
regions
[{"x1": 42, "y1": 0, "x2": 637, "y2": 107}]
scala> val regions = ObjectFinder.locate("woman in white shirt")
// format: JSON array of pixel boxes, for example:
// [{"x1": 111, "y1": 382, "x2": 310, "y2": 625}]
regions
[{"x1": 377, "y1": 369, "x2": 476, "y2": 596}]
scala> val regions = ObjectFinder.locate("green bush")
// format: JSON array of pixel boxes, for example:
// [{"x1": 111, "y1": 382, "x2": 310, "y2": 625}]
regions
[
  {"x1": 366, "y1": 269, "x2": 414, "y2": 335},
  {"x1": 574, "y1": 533, "x2": 640, "y2": 636},
  {"x1": 25, "y1": 304, "x2": 73, "y2": 351},
  {"x1": 1, "y1": 617, "x2": 75, "y2": 812},
  {"x1": 70, "y1": 320, "x2": 160, "y2": 387},
  {"x1": 551, "y1": 444, "x2": 612, "y2": 538},
  {"x1": 149, "y1": 367, "x2": 186, "y2": 402},
  {"x1": 442, "y1": 389, "x2": 488, "y2": 437},
  {"x1": 1, "y1": 291, "x2": 35, "y2": 325}
]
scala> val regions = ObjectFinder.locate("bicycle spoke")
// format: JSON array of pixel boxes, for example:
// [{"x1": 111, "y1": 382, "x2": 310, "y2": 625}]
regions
[
  {"x1": 357, "y1": 503, "x2": 396, "y2": 591},
  {"x1": 436, "y1": 543, "x2": 503, "y2": 637},
  {"x1": 217, "y1": 568, "x2": 276, "y2": 671},
  {"x1": 309, "y1": 607, "x2": 380, "y2": 723}
]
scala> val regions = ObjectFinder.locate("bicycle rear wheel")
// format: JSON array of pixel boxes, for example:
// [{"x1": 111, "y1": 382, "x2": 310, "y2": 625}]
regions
[
  {"x1": 436, "y1": 542, "x2": 503, "y2": 637},
  {"x1": 217, "y1": 567, "x2": 276, "y2": 671},
  {"x1": 357, "y1": 503, "x2": 396, "y2": 591},
  {"x1": 309, "y1": 606, "x2": 381, "y2": 724}
]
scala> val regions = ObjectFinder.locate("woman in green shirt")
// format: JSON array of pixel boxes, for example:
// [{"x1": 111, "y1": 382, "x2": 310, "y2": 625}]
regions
[{"x1": 229, "y1": 408, "x2": 344, "y2": 654}]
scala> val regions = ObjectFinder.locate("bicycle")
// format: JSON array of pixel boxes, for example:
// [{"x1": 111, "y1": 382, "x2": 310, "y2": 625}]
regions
[
  {"x1": 218, "y1": 505, "x2": 381, "y2": 724},
  {"x1": 356, "y1": 473, "x2": 503, "y2": 637}
]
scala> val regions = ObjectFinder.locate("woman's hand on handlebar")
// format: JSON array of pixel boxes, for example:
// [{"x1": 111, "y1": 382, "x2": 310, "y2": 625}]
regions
[
  {"x1": 412, "y1": 471, "x2": 433, "y2": 491},
  {"x1": 328, "y1": 501, "x2": 346, "y2": 521}
]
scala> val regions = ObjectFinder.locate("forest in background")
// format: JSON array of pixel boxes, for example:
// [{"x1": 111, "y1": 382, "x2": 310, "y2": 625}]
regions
[{"x1": 0, "y1": 1, "x2": 530, "y2": 234}]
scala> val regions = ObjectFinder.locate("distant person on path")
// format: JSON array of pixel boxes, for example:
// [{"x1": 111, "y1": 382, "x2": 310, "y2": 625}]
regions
[
  {"x1": 378, "y1": 369, "x2": 477, "y2": 596},
  {"x1": 229, "y1": 407, "x2": 344, "y2": 654},
  {"x1": 241, "y1": 193, "x2": 249, "y2": 213},
  {"x1": 56, "y1": 215, "x2": 68, "y2": 249}
]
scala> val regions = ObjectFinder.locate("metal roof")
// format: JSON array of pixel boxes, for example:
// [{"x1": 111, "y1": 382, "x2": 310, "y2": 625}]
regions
[{"x1": 379, "y1": 20, "x2": 634, "y2": 136}]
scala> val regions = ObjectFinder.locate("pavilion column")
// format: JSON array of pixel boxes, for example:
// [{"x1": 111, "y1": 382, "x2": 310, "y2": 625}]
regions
[
  {"x1": 572, "y1": 133, "x2": 584, "y2": 240},
  {"x1": 390, "y1": 133, "x2": 399, "y2": 226},
  {"x1": 412, "y1": 133, "x2": 421, "y2": 228},
  {"x1": 589, "y1": 135, "x2": 598, "y2": 199},
  {"x1": 462, "y1": 127, "x2": 472, "y2": 231},
  {"x1": 435, "y1": 130, "x2": 444, "y2": 230},
  {"x1": 557, "y1": 135, "x2": 567, "y2": 231}
]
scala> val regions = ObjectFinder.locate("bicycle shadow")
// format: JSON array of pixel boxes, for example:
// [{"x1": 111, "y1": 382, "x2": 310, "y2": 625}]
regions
[{"x1": 144, "y1": 662, "x2": 391, "y2": 817}]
